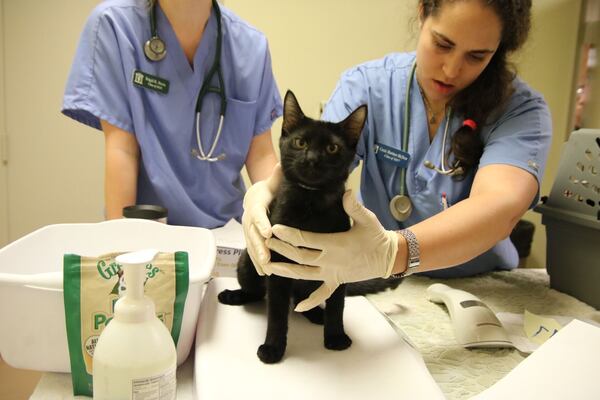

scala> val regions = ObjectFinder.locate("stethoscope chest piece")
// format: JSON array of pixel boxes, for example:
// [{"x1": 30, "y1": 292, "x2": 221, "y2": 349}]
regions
[
  {"x1": 144, "y1": 36, "x2": 167, "y2": 61},
  {"x1": 144, "y1": 37, "x2": 167, "y2": 61},
  {"x1": 389, "y1": 194, "x2": 412, "y2": 222}
]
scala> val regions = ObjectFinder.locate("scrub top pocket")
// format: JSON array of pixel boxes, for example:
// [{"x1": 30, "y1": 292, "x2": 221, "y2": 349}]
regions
[{"x1": 218, "y1": 97, "x2": 259, "y2": 171}]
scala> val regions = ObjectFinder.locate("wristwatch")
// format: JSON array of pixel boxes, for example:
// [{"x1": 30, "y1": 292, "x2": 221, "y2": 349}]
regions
[{"x1": 391, "y1": 228, "x2": 420, "y2": 278}]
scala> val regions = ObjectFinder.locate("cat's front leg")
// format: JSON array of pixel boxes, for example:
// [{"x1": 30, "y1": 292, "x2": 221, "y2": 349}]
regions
[
  {"x1": 324, "y1": 284, "x2": 352, "y2": 351},
  {"x1": 258, "y1": 275, "x2": 292, "y2": 364},
  {"x1": 218, "y1": 250, "x2": 265, "y2": 305}
]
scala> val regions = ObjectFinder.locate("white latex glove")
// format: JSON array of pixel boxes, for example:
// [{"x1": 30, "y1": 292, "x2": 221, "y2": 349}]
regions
[
  {"x1": 241, "y1": 164, "x2": 283, "y2": 275},
  {"x1": 265, "y1": 190, "x2": 399, "y2": 312}
]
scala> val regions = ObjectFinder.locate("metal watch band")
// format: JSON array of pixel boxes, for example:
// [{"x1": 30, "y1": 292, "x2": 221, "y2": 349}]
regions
[{"x1": 391, "y1": 228, "x2": 420, "y2": 278}]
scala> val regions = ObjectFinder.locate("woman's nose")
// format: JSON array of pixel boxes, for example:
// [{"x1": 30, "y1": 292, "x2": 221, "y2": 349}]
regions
[{"x1": 442, "y1": 54, "x2": 463, "y2": 80}]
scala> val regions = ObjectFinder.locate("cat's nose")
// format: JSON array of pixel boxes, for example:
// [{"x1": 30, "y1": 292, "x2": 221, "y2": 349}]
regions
[{"x1": 306, "y1": 151, "x2": 318, "y2": 164}]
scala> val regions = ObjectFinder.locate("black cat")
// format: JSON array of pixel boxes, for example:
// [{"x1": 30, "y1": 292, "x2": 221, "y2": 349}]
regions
[{"x1": 218, "y1": 90, "x2": 367, "y2": 364}]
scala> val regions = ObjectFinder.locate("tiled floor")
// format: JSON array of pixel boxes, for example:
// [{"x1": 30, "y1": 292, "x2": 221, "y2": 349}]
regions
[{"x1": 0, "y1": 356, "x2": 41, "y2": 400}]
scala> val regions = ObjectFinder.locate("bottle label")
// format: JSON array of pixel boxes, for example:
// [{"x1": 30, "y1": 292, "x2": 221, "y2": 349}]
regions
[{"x1": 132, "y1": 366, "x2": 176, "y2": 400}]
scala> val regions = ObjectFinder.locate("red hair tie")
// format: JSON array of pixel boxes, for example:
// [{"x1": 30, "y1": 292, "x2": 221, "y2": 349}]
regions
[{"x1": 463, "y1": 119, "x2": 477, "y2": 131}]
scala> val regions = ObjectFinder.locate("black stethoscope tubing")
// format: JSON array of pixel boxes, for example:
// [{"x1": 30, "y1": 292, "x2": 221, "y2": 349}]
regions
[
  {"x1": 145, "y1": 0, "x2": 227, "y2": 162},
  {"x1": 145, "y1": 4, "x2": 167, "y2": 61}
]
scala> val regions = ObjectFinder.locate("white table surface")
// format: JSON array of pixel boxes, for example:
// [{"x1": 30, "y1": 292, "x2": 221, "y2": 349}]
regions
[
  {"x1": 30, "y1": 355, "x2": 194, "y2": 400},
  {"x1": 31, "y1": 269, "x2": 600, "y2": 399}
]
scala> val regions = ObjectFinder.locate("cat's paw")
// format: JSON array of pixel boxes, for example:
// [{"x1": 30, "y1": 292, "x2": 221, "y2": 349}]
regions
[
  {"x1": 324, "y1": 333, "x2": 352, "y2": 351},
  {"x1": 301, "y1": 307, "x2": 324, "y2": 325},
  {"x1": 217, "y1": 289, "x2": 262, "y2": 305},
  {"x1": 257, "y1": 343, "x2": 286, "y2": 364}
]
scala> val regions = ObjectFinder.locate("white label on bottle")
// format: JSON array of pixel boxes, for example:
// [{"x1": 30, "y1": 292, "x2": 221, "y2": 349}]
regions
[{"x1": 131, "y1": 366, "x2": 176, "y2": 400}]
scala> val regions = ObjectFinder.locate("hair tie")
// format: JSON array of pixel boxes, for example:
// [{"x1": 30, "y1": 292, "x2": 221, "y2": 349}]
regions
[{"x1": 462, "y1": 119, "x2": 477, "y2": 131}]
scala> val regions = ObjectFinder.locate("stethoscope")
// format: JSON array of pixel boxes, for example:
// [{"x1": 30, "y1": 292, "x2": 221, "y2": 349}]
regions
[
  {"x1": 144, "y1": 0, "x2": 227, "y2": 162},
  {"x1": 389, "y1": 62, "x2": 464, "y2": 222}
]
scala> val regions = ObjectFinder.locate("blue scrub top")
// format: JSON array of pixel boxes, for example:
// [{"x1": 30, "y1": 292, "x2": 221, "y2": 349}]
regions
[
  {"x1": 323, "y1": 52, "x2": 552, "y2": 277},
  {"x1": 62, "y1": 0, "x2": 283, "y2": 228}
]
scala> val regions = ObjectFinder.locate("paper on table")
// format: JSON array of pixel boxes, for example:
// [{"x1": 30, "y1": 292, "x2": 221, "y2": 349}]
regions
[
  {"x1": 497, "y1": 311, "x2": 600, "y2": 353},
  {"x1": 473, "y1": 319, "x2": 600, "y2": 399},
  {"x1": 523, "y1": 309, "x2": 562, "y2": 345},
  {"x1": 195, "y1": 278, "x2": 446, "y2": 400},
  {"x1": 211, "y1": 219, "x2": 246, "y2": 277}
]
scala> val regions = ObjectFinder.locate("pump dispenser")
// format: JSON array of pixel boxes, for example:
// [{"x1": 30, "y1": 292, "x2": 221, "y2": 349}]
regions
[{"x1": 93, "y1": 249, "x2": 177, "y2": 400}]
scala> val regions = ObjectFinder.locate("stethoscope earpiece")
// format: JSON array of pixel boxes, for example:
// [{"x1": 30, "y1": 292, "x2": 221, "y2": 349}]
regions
[{"x1": 424, "y1": 160, "x2": 464, "y2": 176}]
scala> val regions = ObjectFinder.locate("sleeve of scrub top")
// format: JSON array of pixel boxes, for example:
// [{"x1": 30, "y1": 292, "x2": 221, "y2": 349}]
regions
[
  {"x1": 253, "y1": 45, "x2": 283, "y2": 135},
  {"x1": 62, "y1": 7, "x2": 134, "y2": 134},
  {"x1": 321, "y1": 67, "x2": 370, "y2": 164},
  {"x1": 478, "y1": 87, "x2": 552, "y2": 207}
]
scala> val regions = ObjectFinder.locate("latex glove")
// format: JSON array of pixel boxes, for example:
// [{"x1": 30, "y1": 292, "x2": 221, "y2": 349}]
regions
[
  {"x1": 241, "y1": 164, "x2": 283, "y2": 275},
  {"x1": 265, "y1": 190, "x2": 399, "y2": 312}
]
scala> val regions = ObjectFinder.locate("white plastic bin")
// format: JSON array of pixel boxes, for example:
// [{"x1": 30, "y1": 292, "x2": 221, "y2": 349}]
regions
[{"x1": 0, "y1": 219, "x2": 215, "y2": 372}]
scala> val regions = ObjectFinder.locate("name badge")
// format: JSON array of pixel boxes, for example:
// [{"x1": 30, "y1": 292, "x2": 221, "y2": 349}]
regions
[
  {"x1": 132, "y1": 69, "x2": 170, "y2": 95},
  {"x1": 374, "y1": 143, "x2": 410, "y2": 168}
]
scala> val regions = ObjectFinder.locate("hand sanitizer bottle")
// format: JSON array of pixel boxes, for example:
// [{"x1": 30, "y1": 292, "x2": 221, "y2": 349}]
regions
[{"x1": 93, "y1": 249, "x2": 177, "y2": 400}]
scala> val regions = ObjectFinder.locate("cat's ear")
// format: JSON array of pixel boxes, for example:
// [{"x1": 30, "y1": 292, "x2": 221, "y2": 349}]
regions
[
  {"x1": 282, "y1": 90, "x2": 305, "y2": 136},
  {"x1": 340, "y1": 105, "x2": 367, "y2": 147}
]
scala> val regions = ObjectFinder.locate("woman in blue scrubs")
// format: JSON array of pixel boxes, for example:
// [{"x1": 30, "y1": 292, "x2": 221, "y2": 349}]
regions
[
  {"x1": 243, "y1": 0, "x2": 552, "y2": 311},
  {"x1": 63, "y1": 0, "x2": 282, "y2": 228}
]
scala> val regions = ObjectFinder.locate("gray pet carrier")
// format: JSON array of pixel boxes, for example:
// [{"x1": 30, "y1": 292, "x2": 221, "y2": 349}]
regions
[{"x1": 534, "y1": 129, "x2": 600, "y2": 309}]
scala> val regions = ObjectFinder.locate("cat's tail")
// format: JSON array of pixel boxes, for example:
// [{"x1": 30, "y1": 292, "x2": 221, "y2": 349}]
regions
[{"x1": 346, "y1": 277, "x2": 403, "y2": 296}]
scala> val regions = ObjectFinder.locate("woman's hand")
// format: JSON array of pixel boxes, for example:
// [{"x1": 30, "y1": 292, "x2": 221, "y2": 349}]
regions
[
  {"x1": 264, "y1": 190, "x2": 399, "y2": 312},
  {"x1": 242, "y1": 164, "x2": 283, "y2": 275}
]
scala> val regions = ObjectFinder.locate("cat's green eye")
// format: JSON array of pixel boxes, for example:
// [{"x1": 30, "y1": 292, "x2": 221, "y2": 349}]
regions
[
  {"x1": 293, "y1": 138, "x2": 307, "y2": 149},
  {"x1": 326, "y1": 144, "x2": 339, "y2": 154}
]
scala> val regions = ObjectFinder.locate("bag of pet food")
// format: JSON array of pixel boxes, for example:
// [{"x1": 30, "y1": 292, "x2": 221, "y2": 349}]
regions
[{"x1": 63, "y1": 251, "x2": 189, "y2": 396}]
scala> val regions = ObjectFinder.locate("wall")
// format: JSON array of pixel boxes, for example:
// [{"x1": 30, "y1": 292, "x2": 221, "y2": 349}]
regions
[
  {"x1": 517, "y1": 0, "x2": 584, "y2": 267},
  {"x1": 230, "y1": 0, "x2": 418, "y2": 193},
  {"x1": 0, "y1": 1, "x2": 8, "y2": 245},
  {"x1": 0, "y1": 356, "x2": 41, "y2": 400},
  {"x1": 2, "y1": 1, "x2": 105, "y2": 245},
  {"x1": 583, "y1": 21, "x2": 599, "y2": 129}
]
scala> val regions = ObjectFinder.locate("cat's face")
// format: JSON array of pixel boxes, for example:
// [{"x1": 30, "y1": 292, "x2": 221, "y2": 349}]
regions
[{"x1": 279, "y1": 90, "x2": 367, "y2": 188}]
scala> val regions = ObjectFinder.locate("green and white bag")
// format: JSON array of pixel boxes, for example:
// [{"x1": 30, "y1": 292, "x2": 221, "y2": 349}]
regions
[{"x1": 63, "y1": 251, "x2": 189, "y2": 397}]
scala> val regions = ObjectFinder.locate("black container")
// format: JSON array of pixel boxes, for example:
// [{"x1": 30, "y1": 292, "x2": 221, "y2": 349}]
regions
[{"x1": 122, "y1": 205, "x2": 168, "y2": 223}]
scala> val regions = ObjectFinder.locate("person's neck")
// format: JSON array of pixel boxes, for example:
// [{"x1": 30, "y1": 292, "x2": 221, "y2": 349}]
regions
[
  {"x1": 159, "y1": 0, "x2": 212, "y2": 65},
  {"x1": 424, "y1": 97, "x2": 446, "y2": 123},
  {"x1": 159, "y1": 0, "x2": 211, "y2": 23},
  {"x1": 415, "y1": 72, "x2": 448, "y2": 124}
]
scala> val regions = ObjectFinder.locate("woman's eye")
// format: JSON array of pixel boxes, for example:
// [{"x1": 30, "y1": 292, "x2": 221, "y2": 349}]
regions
[
  {"x1": 434, "y1": 41, "x2": 451, "y2": 50},
  {"x1": 326, "y1": 144, "x2": 339, "y2": 154},
  {"x1": 293, "y1": 138, "x2": 307, "y2": 149},
  {"x1": 468, "y1": 53, "x2": 485, "y2": 62}
]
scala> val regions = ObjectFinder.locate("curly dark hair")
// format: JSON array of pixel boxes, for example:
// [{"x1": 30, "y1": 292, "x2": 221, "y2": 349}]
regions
[{"x1": 419, "y1": 0, "x2": 532, "y2": 177}]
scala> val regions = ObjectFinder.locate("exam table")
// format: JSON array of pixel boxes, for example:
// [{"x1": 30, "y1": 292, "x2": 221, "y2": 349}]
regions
[{"x1": 31, "y1": 268, "x2": 600, "y2": 399}]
